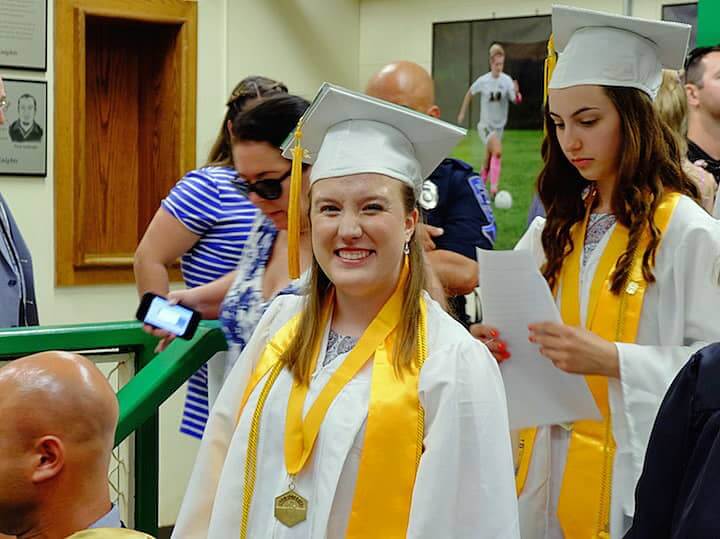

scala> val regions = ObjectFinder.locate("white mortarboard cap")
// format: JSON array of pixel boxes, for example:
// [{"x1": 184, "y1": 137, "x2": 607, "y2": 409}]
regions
[
  {"x1": 549, "y1": 5, "x2": 691, "y2": 99},
  {"x1": 281, "y1": 83, "x2": 465, "y2": 279},
  {"x1": 280, "y1": 83, "x2": 466, "y2": 194}
]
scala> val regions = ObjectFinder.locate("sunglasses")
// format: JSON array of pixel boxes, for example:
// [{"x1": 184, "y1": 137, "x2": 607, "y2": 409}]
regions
[{"x1": 234, "y1": 170, "x2": 291, "y2": 200}]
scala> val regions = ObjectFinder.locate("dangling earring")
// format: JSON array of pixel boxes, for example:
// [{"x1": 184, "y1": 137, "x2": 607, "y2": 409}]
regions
[{"x1": 403, "y1": 241, "x2": 410, "y2": 255}]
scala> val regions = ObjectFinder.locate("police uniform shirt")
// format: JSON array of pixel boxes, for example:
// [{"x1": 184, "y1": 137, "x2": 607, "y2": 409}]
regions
[
  {"x1": 421, "y1": 158, "x2": 496, "y2": 326},
  {"x1": 422, "y1": 158, "x2": 496, "y2": 256}
]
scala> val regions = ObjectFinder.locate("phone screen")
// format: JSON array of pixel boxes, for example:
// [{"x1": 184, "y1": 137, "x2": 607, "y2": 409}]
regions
[{"x1": 144, "y1": 296, "x2": 195, "y2": 336}]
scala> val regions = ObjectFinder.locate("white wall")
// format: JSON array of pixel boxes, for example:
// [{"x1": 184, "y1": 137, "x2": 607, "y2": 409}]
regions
[
  {"x1": 357, "y1": 0, "x2": 692, "y2": 89},
  {"x1": 225, "y1": 0, "x2": 361, "y2": 101}
]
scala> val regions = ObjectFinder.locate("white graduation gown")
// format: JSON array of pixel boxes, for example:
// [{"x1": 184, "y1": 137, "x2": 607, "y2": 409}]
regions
[
  {"x1": 173, "y1": 293, "x2": 520, "y2": 539},
  {"x1": 516, "y1": 195, "x2": 720, "y2": 539}
]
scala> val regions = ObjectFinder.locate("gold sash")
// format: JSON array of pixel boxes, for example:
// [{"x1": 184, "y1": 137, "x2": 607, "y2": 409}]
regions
[
  {"x1": 236, "y1": 263, "x2": 427, "y2": 538},
  {"x1": 516, "y1": 192, "x2": 680, "y2": 537}
]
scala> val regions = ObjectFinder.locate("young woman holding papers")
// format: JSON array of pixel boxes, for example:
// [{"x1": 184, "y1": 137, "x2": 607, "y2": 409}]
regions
[
  {"x1": 172, "y1": 84, "x2": 519, "y2": 538},
  {"x1": 480, "y1": 6, "x2": 720, "y2": 538}
]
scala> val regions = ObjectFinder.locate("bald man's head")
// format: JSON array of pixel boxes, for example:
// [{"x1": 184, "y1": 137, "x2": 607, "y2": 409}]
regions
[
  {"x1": 365, "y1": 61, "x2": 440, "y2": 118},
  {"x1": 0, "y1": 352, "x2": 118, "y2": 536}
]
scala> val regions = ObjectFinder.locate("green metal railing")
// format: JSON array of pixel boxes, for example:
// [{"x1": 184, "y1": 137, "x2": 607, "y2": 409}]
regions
[{"x1": 0, "y1": 320, "x2": 227, "y2": 536}]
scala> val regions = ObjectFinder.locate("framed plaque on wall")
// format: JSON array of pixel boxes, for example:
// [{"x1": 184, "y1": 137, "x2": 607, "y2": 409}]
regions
[
  {"x1": 0, "y1": 0, "x2": 48, "y2": 71},
  {"x1": 0, "y1": 78, "x2": 47, "y2": 176}
]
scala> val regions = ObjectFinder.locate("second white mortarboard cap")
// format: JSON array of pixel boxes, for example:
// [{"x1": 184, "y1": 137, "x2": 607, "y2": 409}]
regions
[{"x1": 549, "y1": 5, "x2": 691, "y2": 99}]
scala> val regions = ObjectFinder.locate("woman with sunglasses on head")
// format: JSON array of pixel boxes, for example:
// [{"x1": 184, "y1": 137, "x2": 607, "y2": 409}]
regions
[
  {"x1": 134, "y1": 75, "x2": 287, "y2": 298},
  {"x1": 149, "y1": 95, "x2": 313, "y2": 438},
  {"x1": 487, "y1": 7, "x2": 720, "y2": 539},
  {"x1": 134, "y1": 76, "x2": 290, "y2": 440}
]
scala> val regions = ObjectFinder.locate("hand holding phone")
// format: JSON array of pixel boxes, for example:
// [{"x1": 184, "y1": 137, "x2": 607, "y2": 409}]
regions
[{"x1": 136, "y1": 292, "x2": 201, "y2": 340}]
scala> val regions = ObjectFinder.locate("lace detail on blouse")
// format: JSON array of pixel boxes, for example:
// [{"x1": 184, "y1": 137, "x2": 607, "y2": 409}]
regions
[
  {"x1": 323, "y1": 329, "x2": 359, "y2": 366},
  {"x1": 583, "y1": 213, "x2": 617, "y2": 268}
]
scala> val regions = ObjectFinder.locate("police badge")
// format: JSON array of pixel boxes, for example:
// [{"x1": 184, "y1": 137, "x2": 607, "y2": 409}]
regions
[{"x1": 419, "y1": 179, "x2": 439, "y2": 210}]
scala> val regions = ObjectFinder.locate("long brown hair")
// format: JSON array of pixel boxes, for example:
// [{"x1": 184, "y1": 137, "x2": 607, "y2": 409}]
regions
[
  {"x1": 205, "y1": 76, "x2": 288, "y2": 167},
  {"x1": 539, "y1": 86, "x2": 700, "y2": 294},
  {"x1": 280, "y1": 182, "x2": 426, "y2": 384}
]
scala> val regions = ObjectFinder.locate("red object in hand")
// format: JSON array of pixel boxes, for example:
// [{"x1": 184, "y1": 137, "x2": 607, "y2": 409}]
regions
[{"x1": 515, "y1": 92, "x2": 523, "y2": 105}]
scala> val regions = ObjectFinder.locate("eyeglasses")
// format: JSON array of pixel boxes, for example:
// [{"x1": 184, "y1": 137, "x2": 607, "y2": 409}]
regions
[
  {"x1": 234, "y1": 171, "x2": 291, "y2": 200},
  {"x1": 0, "y1": 96, "x2": 9, "y2": 113}
]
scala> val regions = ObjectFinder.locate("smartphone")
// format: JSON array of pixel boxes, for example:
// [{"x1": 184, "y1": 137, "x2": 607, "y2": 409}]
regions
[{"x1": 136, "y1": 292, "x2": 201, "y2": 340}]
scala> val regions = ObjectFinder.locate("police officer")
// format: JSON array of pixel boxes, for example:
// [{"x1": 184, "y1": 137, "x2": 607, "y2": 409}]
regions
[{"x1": 366, "y1": 61, "x2": 495, "y2": 326}]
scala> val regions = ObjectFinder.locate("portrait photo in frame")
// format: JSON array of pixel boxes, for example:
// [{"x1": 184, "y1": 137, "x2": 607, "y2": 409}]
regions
[
  {"x1": 0, "y1": 78, "x2": 47, "y2": 176},
  {"x1": 0, "y1": 0, "x2": 48, "y2": 71}
]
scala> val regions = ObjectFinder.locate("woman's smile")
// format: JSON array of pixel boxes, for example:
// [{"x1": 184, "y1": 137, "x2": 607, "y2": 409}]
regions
[{"x1": 334, "y1": 248, "x2": 374, "y2": 264}]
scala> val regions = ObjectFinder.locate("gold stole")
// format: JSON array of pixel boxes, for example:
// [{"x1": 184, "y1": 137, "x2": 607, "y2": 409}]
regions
[
  {"x1": 235, "y1": 264, "x2": 427, "y2": 538},
  {"x1": 515, "y1": 192, "x2": 680, "y2": 537}
]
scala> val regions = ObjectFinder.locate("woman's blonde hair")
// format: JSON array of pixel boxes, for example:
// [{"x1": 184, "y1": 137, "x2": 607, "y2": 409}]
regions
[
  {"x1": 654, "y1": 69, "x2": 688, "y2": 150},
  {"x1": 279, "y1": 182, "x2": 425, "y2": 385}
]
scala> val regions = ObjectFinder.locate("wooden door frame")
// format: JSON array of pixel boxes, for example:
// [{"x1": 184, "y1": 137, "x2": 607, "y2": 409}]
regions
[{"x1": 55, "y1": 0, "x2": 197, "y2": 285}]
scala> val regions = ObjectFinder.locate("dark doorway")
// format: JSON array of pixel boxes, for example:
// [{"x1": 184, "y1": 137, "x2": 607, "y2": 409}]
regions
[
  {"x1": 663, "y1": 3, "x2": 698, "y2": 50},
  {"x1": 433, "y1": 15, "x2": 551, "y2": 130}
]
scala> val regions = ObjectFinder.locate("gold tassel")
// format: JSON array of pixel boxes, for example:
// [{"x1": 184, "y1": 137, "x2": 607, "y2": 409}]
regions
[
  {"x1": 287, "y1": 121, "x2": 304, "y2": 279},
  {"x1": 543, "y1": 34, "x2": 557, "y2": 107},
  {"x1": 543, "y1": 34, "x2": 557, "y2": 133}
]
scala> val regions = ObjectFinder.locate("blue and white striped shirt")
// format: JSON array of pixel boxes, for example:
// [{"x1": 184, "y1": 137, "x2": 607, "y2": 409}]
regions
[
  {"x1": 162, "y1": 166, "x2": 257, "y2": 440},
  {"x1": 161, "y1": 166, "x2": 257, "y2": 288}
]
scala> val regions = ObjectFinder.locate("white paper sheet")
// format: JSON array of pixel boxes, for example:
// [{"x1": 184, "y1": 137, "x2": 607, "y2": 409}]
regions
[{"x1": 477, "y1": 248, "x2": 601, "y2": 430}]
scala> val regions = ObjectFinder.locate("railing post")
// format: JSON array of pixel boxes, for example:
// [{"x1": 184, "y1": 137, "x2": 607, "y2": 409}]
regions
[{"x1": 133, "y1": 346, "x2": 160, "y2": 536}]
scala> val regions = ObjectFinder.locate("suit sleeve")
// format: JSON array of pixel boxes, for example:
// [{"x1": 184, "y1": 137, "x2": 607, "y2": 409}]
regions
[{"x1": 627, "y1": 344, "x2": 720, "y2": 538}]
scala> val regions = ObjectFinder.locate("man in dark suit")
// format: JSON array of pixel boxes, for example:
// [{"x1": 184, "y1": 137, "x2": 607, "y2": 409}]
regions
[
  {"x1": 0, "y1": 76, "x2": 38, "y2": 328},
  {"x1": 626, "y1": 343, "x2": 720, "y2": 538}
]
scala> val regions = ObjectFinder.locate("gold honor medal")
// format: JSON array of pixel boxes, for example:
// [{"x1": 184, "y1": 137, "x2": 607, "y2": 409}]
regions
[{"x1": 274, "y1": 483, "x2": 307, "y2": 528}]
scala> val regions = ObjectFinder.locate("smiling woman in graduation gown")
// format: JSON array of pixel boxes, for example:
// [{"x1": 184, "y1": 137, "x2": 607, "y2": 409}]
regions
[{"x1": 172, "y1": 84, "x2": 519, "y2": 539}]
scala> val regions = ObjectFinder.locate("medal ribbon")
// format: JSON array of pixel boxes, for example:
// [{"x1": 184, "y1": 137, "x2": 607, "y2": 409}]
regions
[
  {"x1": 283, "y1": 261, "x2": 409, "y2": 474},
  {"x1": 237, "y1": 259, "x2": 426, "y2": 537}
]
